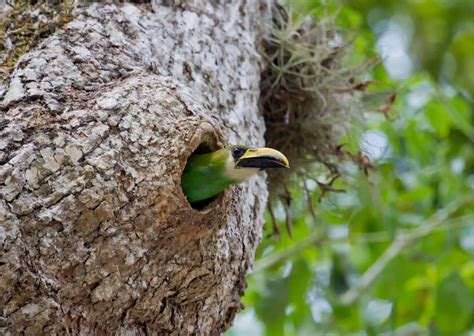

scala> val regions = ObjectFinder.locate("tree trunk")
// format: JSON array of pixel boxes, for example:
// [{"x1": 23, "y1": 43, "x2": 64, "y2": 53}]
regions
[{"x1": 0, "y1": 1, "x2": 271, "y2": 334}]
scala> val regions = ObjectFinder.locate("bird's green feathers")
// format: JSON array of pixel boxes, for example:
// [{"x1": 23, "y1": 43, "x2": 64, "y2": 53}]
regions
[{"x1": 181, "y1": 148, "x2": 235, "y2": 203}]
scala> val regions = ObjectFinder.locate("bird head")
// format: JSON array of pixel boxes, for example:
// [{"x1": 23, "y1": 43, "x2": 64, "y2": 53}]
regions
[{"x1": 225, "y1": 145, "x2": 289, "y2": 182}]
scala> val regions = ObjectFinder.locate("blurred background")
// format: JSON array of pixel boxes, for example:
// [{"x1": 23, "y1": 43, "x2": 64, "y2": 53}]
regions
[{"x1": 229, "y1": 0, "x2": 474, "y2": 335}]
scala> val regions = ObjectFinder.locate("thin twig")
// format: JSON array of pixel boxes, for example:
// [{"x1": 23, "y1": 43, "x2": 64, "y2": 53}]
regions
[
  {"x1": 303, "y1": 179, "x2": 317, "y2": 221},
  {"x1": 253, "y1": 232, "x2": 325, "y2": 273}
]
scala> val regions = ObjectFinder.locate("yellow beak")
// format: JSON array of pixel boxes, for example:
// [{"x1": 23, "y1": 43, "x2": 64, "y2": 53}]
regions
[{"x1": 236, "y1": 147, "x2": 290, "y2": 169}]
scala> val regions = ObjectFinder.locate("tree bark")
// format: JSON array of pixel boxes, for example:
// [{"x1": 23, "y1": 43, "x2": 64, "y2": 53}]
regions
[{"x1": 0, "y1": 1, "x2": 271, "y2": 334}]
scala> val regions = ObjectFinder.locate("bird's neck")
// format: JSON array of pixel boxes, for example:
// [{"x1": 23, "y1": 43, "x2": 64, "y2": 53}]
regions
[{"x1": 224, "y1": 156, "x2": 259, "y2": 182}]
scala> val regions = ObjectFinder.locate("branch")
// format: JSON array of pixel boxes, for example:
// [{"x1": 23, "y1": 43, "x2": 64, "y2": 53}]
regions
[
  {"x1": 340, "y1": 197, "x2": 472, "y2": 305},
  {"x1": 253, "y1": 232, "x2": 325, "y2": 273}
]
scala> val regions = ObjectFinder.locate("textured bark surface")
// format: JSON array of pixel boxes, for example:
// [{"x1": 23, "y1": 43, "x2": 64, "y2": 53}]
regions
[{"x1": 0, "y1": 1, "x2": 270, "y2": 334}]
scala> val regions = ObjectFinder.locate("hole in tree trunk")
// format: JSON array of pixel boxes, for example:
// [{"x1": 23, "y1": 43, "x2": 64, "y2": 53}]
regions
[
  {"x1": 188, "y1": 196, "x2": 219, "y2": 211},
  {"x1": 181, "y1": 134, "x2": 224, "y2": 211},
  {"x1": 192, "y1": 142, "x2": 215, "y2": 154}
]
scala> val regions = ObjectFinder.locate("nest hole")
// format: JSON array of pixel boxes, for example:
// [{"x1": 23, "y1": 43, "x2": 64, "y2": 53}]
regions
[
  {"x1": 192, "y1": 142, "x2": 215, "y2": 155},
  {"x1": 181, "y1": 137, "x2": 223, "y2": 211}
]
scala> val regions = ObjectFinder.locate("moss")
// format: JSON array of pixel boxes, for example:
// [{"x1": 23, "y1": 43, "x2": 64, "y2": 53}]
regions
[
  {"x1": 261, "y1": 5, "x2": 378, "y2": 234},
  {"x1": 0, "y1": 0, "x2": 75, "y2": 80}
]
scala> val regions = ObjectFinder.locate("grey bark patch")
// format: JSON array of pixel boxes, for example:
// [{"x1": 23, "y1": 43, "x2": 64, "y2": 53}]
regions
[
  {"x1": 1, "y1": 1, "x2": 270, "y2": 335},
  {"x1": 2, "y1": 75, "x2": 25, "y2": 107}
]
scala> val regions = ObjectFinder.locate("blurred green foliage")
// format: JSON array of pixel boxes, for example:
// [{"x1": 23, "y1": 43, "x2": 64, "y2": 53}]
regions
[
  {"x1": 346, "y1": 0, "x2": 474, "y2": 97},
  {"x1": 229, "y1": 0, "x2": 474, "y2": 335}
]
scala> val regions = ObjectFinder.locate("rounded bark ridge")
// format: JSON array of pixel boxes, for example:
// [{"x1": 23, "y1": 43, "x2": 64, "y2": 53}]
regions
[{"x1": 0, "y1": 1, "x2": 270, "y2": 334}]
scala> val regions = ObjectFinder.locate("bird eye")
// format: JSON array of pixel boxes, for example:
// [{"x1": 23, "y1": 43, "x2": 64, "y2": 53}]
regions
[{"x1": 232, "y1": 147, "x2": 245, "y2": 158}]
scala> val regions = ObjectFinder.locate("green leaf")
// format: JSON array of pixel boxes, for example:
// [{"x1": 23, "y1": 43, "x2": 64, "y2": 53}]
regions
[
  {"x1": 434, "y1": 272, "x2": 474, "y2": 334},
  {"x1": 449, "y1": 29, "x2": 474, "y2": 96},
  {"x1": 255, "y1": 277, "x2": 288, "y2": 336},
  {"x1": 364, "y1": 298, "x2": 393, "y2": 326},
  {"x1": 424, "y1": 100, "x2": 452, "y2": 138},
  {"x1": 460, "y1": 225, "x2": 474, "y2": 256},
  {"x1": 288, "y1": 259, "x2": 313, "y2": 327},
  {"x1": 447, "y1": 95, "x2": 474, "y2": 141}
]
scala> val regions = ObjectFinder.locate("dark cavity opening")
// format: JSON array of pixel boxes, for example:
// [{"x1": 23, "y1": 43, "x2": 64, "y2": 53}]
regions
[
  {"x1": 192, "y1": 142, "x2": 214, "y2": 154},
  {"x1": 181, "y1": 141, "x2": 223, "y2": 211}
]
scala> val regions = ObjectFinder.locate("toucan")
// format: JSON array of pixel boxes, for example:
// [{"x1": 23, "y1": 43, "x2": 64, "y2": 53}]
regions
[{"x1": 181, "y1": 145, "x2": 289, "y2": 203}]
